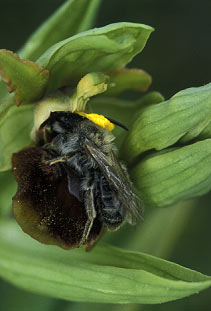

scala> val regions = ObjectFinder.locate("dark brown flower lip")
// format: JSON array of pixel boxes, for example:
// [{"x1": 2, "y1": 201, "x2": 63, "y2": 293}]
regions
[{"x1": 12, "y1": 146, "x2": 102, "y2": 250}]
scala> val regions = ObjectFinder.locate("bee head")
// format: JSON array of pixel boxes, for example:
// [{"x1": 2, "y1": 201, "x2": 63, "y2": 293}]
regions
[{"x1": 38, "y1": 111, "x2": 128, "y2": 143}]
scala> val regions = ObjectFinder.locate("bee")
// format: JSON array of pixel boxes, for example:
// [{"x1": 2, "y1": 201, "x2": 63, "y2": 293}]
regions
[{"x1": 12, "y1": 111, "x2": 143, "y2": 250}]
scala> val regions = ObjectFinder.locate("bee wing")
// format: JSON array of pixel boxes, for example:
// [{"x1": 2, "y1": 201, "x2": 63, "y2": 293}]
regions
[{"x1": 85, "y1": 142, "x2": 144, "y2": 225}]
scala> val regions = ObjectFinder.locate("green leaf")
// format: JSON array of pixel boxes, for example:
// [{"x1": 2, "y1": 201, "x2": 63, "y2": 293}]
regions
[
  {"x1": 0, "y1": 104, "x2": 34, "y2": 171},
  {"x1": 0, "y1": 280, "x2": 56, "y2": 311},
  {"x1": 131, "y1": 139, "x2": 211, "y2": 207},
  {"x1": 105, "y1": 68, "x2": 152, "y2": 96},
  {"x1": 19, "y1": 0, "x2": 102, "y2": 61},
  {"x1": 122, "y1": 83, "x2": 211, "y2": 164},
  {"x1": 37, "y1": 22, "x2": 154, "y2": 92},
  {"x1": 0, "y1": 221, "x2": 210, "y2": 304},
  {"x1": 0, "y1": 50, "x2": 49, "y2": 106}
]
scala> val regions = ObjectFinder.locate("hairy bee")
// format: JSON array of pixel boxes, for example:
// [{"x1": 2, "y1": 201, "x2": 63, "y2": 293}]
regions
[{"x1": 12, "y1": 111, "x2": 143, "y2": 250}]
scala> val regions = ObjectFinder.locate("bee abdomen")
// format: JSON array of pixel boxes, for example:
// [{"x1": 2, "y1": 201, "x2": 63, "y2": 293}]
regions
[
  {"x1": 98, "y1": 175, "x2": 125, "y2": 229},
  {"x1": 101, "y1": 209, "x2": 124, "y2": 228}
]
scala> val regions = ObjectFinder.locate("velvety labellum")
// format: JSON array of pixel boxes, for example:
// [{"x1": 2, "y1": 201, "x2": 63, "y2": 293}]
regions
[{"x1": 12, "y1": 147, "x2": 102, "y2": 249}]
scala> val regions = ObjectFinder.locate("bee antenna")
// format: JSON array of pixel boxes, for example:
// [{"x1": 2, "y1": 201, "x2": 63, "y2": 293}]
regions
[{"x1": 106, "y1": 117, "x2": 129, "y2": 131}]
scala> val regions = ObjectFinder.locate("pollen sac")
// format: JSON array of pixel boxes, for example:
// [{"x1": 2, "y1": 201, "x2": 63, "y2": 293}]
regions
[{"x1": 12, "y1": 147, "x2": 102, "y2": 249}]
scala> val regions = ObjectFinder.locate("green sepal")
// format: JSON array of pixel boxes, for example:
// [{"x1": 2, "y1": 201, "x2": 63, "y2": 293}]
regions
[
  {"x1": 0, "y1": 50, "x2": 49, "y2": 106},
  {"x1": 0, "y1": 0, "x2": 102, "y2": 103},
  {"x1": 19, "y1": 0, "x2": 102, "y2": 61},
  {"x1": 37, "y1": 22, "x2": 154, "y2": 92}
]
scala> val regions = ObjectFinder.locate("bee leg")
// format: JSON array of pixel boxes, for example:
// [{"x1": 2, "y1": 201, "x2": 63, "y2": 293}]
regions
[
  {"x1": 80, "y1": 186, "x2": 96, "y2": 246},
  {"x1": 44, "y1": 155, "x2": 70, "y2": 166},
  {"x1": 85, "y1": 227, "x2": 106, "y2": 252}
]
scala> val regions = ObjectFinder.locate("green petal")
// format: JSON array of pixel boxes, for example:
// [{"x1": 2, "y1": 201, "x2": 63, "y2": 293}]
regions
[
  {"x1": 37, "y1": 22, "x2": 154, "y2": 92},
  {"x1": 122, "y1": 83, "x2": 211, "y2": 164},
  {"x1": 0, "y1": 220, "x2": 211, "y2": 304},
  {"x1": 131, "y1": 139, "x2": 211, "y2": 207},
  {"x1": 0, "y1": 50, "x2": 49, "y2": 106},
  {"x1": 105, "y1": 68, "x2": 152, "y2": 96}
]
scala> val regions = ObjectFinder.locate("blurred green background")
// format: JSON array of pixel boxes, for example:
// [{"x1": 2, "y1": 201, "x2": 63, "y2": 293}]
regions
[{"x1": 0, "y1": 0, "x2": 211, "y2": 310}]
